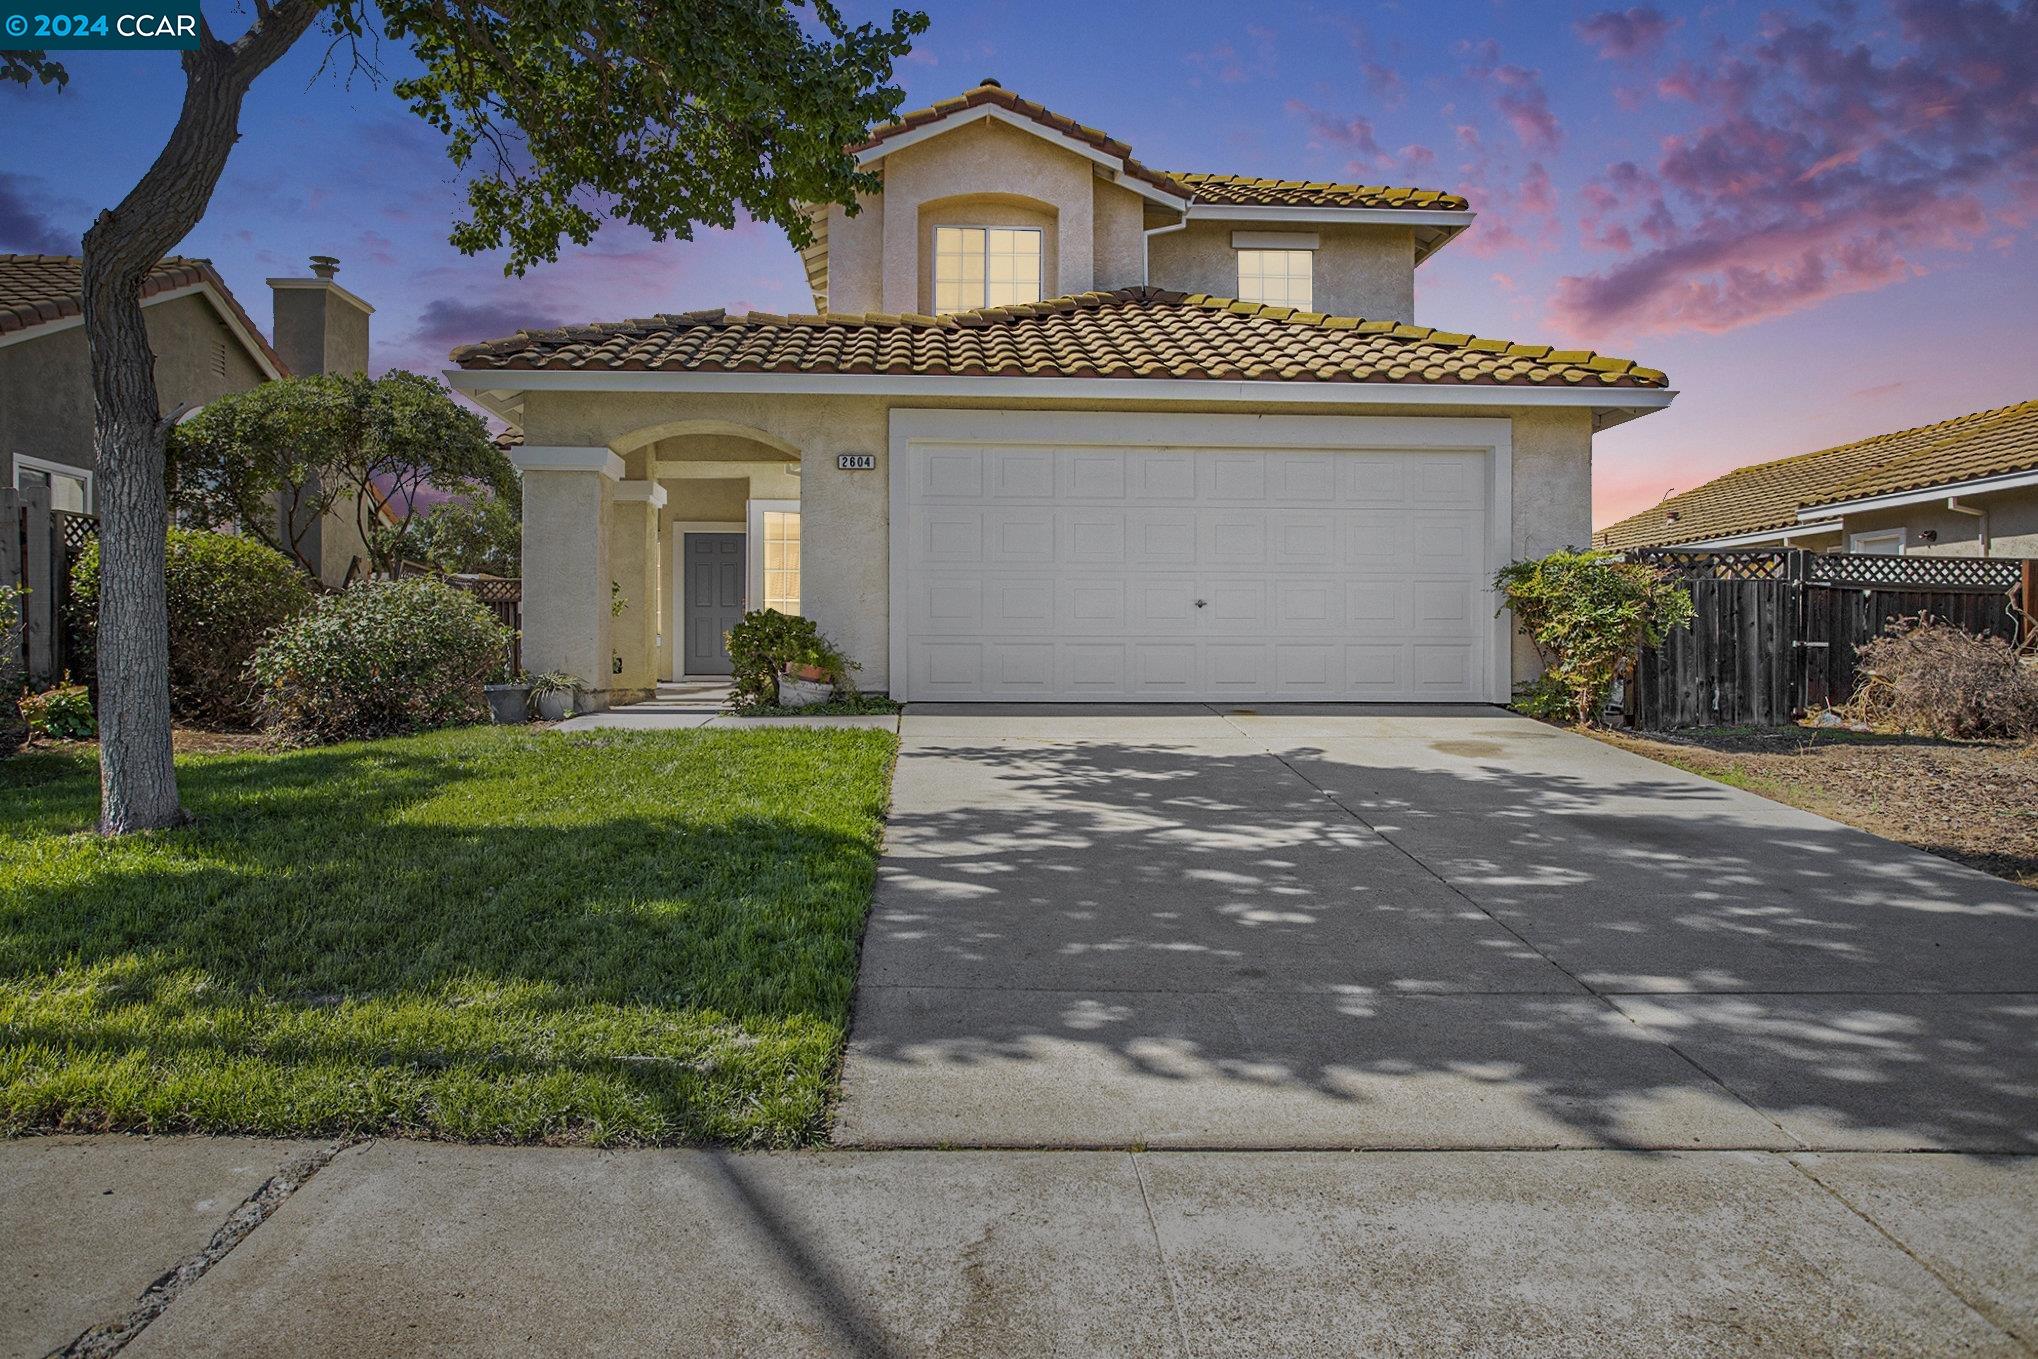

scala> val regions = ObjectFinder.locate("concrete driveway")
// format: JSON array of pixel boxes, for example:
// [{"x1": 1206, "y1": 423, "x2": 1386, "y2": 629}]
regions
[{"x1": 836, "y1": 704, "x2": 2038, "y2": 1151}]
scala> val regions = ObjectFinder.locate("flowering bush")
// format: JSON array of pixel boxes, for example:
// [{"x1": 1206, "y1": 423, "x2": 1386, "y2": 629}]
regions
[
  {"x1": 71, "y1": 529, "x2": 311, "y2": 728},
  {"x1": 248, "y1": 578, "x2": 511, "y2": 745},
  {"x1": 0, "y1": 584, "x2": 23, "y2": 757}
]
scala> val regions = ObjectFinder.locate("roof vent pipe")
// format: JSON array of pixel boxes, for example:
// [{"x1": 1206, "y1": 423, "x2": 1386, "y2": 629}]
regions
[{"x1": 308, "y1": 255, "x2": 339, "y2": 280}]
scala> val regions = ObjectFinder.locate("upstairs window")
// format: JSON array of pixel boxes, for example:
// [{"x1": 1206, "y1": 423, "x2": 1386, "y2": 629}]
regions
[
  {"x1": 934, "y1": 226, "x2": 1042, "y2": 312},
  {"x1": 1237, "y1": 249, "x2": 1313, "y2": 310}
]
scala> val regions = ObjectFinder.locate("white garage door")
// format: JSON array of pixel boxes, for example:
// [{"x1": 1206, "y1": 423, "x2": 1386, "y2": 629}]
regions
[{"x1": 890, "y1": 413, "x2": 1508, "y2": 703}]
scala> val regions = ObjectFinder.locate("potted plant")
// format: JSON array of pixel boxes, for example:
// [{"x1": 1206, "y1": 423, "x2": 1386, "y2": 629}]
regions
[
  {"x1": 526, "y1": 671, "x2": 590, "y2": 721},
  {"x1": 483, "y1": 660, "x2": 530, "y2": 724}
]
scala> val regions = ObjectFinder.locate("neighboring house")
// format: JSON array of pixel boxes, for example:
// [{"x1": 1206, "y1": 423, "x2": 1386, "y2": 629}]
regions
[
  {"x1": 1596, "y1": 399, "x2": 2038, "y2": 558},
  {"x1": 0, "y1": 252, "x2": 387, "y2": 586},
  {"x1": 449, "y1": 79, "x2": 1674, "y2": 705}
]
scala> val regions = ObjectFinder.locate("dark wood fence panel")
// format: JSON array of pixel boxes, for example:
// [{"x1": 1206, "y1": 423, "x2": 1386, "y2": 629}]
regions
[{"x1": 1626, "y1": 548, "x2": 2031, "y2": 730}]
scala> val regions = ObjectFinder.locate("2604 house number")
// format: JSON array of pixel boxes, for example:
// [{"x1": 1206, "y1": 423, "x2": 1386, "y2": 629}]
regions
[{"x1": 836, "y1": 453, "x2": 877, "y2": 470}]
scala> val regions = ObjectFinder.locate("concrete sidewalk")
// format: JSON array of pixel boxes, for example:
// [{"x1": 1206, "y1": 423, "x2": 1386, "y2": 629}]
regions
[{"x1": 7, "y1": 1137, "x2": 2033, "y2": 1358}]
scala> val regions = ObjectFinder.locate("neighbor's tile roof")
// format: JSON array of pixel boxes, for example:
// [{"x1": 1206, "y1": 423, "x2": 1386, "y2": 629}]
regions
[
  {"x1": 1595, "y1": 398, "x2": 2038, "y2": 550},
  {"x1": 1168, "y1": 172, "x2": 1469, "y2": 212},
  {"x1": 450, "y1": 287, "x2": 1666, "y2": 391},
  {"x1": 855, "y1": 82, "x2": 1185, "y2": 199},
  {"x1": 0, "y1": 253, "x2": 286, "y2": 373}
]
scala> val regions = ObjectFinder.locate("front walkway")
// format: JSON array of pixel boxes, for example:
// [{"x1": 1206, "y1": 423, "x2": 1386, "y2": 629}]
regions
[
  {"x1": 835, "y1": 703, "x2": 2038, "y2": 1150},
  {"x1": 554, "y1": 680, "x2": 900, "y2": 732}
]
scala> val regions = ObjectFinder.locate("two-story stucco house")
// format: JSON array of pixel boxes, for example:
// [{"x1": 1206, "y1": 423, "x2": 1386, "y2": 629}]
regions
[{"x1": 448, "y1": 81, "x2": 1675, "y2": 706}]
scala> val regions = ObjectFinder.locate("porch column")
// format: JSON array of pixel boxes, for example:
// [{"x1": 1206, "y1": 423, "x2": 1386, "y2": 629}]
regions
[
  {"x1": 610, "y1": 481, "x2": 666, "y2": 699},
  {"x1": 511, "y1": 445, "x2": 621, "y2": 702}
]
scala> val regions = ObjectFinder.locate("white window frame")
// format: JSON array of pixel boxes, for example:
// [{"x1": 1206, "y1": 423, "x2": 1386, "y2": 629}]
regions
[
  {"x1": 1236, "y1": 248, "x2": 1314, "y2": 310},
  {"x1": 746, "y1": 499, "x2": 802, "y2": 616},
  {"x1": 932, "y1": 225, "x2": 1044, "y2": 313},
  {"x1": 12, "y1": 453, "x2": 94, "y2": 512},
  {"x1": 1848, "y1": 528, "x2": 1907, "y2": 556}
]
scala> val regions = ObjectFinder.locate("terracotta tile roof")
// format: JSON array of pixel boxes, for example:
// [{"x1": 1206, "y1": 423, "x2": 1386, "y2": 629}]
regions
[
  {"x1": 1168, "y1": 173, "x2": 1469, "y2": 213},
  {"x1": 854, "y1": 81, "x2": 1186, "y2": 200},
  {"x1": 450, "y1": 287, "x2": 1667, "y2": 392},
  {"x1": 0, "y1": 253, "x2": 286, "y2": 374},
  {"x1": 1595, "y1": 398, "x2": 2038, "y2": 550}
]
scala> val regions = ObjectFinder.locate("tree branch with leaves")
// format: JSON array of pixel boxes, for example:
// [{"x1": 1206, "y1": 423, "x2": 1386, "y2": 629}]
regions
[{"x1": 23, "y1": 0, "x2": 924, "y2": 832}]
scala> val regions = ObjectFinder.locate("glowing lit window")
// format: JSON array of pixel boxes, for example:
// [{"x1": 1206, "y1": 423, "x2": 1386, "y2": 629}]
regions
[
  {"x1": 762, "y1": 510, "x2": 801, "y2": 614},
  {"x1": 1237, "y1": 249, "x2": 1313, "y2": 310},
  {"x1": 934, "y1": 226, "x2": 1042, "y2": 312}
]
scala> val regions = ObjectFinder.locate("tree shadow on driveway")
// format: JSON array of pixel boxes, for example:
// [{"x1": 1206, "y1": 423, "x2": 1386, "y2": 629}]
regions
[{"x1": 838, "y1": 729, "x2": 2038, "y2": 1152}]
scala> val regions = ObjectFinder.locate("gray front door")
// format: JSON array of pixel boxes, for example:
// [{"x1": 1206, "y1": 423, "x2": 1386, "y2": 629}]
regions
[{"x1": 683, "y1": 533, "x2": 745, "y2": 675}]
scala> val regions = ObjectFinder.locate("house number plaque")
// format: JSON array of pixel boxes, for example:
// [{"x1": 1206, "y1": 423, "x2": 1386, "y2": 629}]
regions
[{"x1": 836, "y1": 453, "x2": 877, "y2": 471}]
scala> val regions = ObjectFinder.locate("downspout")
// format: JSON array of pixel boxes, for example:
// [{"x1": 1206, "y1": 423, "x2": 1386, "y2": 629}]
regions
[
  {"x1": 1142, "y1": 190, "x2": 1194, "y2": 286},
  {"x1": 1947, "y1": 496, "x2": 1990, "y2": 557}
]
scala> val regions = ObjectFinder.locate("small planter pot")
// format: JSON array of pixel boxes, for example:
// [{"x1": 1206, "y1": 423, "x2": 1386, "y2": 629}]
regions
[
  {"x1": 775, "y1": 674, "x2": 833, "y2": 708},
  {"x1": 533, "y1": 688, "x2": 586, "y2": 722},
  {"x1": 784, "y1": 662, "x2": 833, "y2": 684},
  {"x1": 484, "y1": 684, "x2": 530, "y2": 725}
]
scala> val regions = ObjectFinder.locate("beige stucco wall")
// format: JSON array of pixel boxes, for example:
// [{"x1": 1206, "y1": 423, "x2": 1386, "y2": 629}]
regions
[
  {"x1": 1093, "y1": 180, "x2": 1148, "y2": 292},
  {"x1": 0, "y1": 293, "x2": 268, "y2": 483},
  {"x1": 1146, "y1": 221, "x2": 1418, "y2": 320},
  {"x1": 1507, "y1": 407, "x2": 1595, "y2": 681},
  {"x1": 824, "y1": 192, "x2": 886, "y2": 315},
  {"x1": 1837, "y1": 494, "x2": 2038, "y2": 559},
  {"x1": 518, "y1": 390, "x2": 1597, "y2": 696},
  {"x1": 520, "y1": 466, "x2": 614, "y2": 691}
]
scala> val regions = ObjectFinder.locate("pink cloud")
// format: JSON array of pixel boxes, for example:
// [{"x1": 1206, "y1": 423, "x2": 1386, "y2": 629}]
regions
[
  {"x1": 1459, "y1": 39, "x2": 1563, "y2": 152},
  {"x1": 1575, "y1": 7, "x2": 1678, "y2": 62},
  {"x1": 1552, "y1": 0, "x2": 2038, "y2": 336}
]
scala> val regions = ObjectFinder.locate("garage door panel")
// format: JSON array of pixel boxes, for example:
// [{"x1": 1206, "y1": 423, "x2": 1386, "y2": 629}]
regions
[
  {"x1": 923, "y1": 511, "x2": 987, "y2": 563},
  {"x1": 1062, "y1": 510, "x2": 1129, "y2": 562},
  {"x1": 1198, "y1": 510, "x2": 1269, "y2": 563},
  {"x1": 1063, "y1": 579, "x2": 1127, "y2": 633},
  {"x1": 991, "y1": 451, "x2": 1057, "y2": 499},
  {"x1": 985, "y1": 509, "x2": 1054, "y2": 564},
  {"x1": 986, "y1": 578, "x2": 1057, "y2": 633},
  {"x1": 921, "y1": 450, "x2": 985, "y2": 500},
  {"x1": 898, "y1": 438, "x2": 1496, "y2": 702},
  {"x1": 1063, "y1": 643, "x2": 1128, "y2": 695},
  {"x1": 1127, "y1": 510, "x2": 1199, "y2": 565}
]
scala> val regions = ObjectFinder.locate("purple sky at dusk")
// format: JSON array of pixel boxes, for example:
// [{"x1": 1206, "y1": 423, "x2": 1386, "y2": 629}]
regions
[{"x1": 4, "y1": 0, "x2": 2034, "y2": 527}]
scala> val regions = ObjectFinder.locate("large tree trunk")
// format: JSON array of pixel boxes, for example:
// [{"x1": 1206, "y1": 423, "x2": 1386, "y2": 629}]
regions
[{"x1": 83, "y1": 2, "x2": 319, "y2": 833}]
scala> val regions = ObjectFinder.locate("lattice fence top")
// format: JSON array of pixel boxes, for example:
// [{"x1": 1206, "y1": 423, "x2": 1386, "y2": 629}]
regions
[
  {"x1": 1808, "y1": 553, "x2": 2023, "y2": 590},
  {"x1": 1628, "y1": 548, "x2": 1791, "y2": 580},
  {"x1": 54, "y1": 511, "x2": 99, "y2": 556},
  {"x1": 444, "y1": 575, "x2": 522, "y2": 604}
]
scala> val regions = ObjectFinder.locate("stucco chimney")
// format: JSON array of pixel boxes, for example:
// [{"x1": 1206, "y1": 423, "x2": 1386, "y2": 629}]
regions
[{"x1": 268, "y1": 253, "x2": 373, "y2": 378}]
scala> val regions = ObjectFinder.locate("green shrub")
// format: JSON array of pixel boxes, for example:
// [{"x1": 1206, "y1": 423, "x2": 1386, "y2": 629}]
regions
[
  {"x1": 0, "y1": 584, "x2": 24, "y2": 756},
  {"x1": 22, "y1": 683, "x2": 94, "y2": 740},
  {"x1": 248, "y1": 578, "x2": 512, "y2": 746},
  {"x1": 71, "y1": 529, "x2": 313, "y2": 728},
  {"x1": 724, "y1": 610, "x2": 858, "y2": 713},
  {"x1": 1495, "y1": 549, "x2": 1694, "y2": 725}
]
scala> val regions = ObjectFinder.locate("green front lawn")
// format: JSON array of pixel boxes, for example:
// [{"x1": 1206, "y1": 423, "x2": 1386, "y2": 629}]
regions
[{"x1": 0, "y1": 725, "x2": 897, "y2": 1146}]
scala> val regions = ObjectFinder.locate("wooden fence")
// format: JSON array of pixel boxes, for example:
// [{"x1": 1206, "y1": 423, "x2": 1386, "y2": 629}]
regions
[
  {"x1": 1625, "y1": 548, "x2": 2034, "y2": 729},
  {"x1": 3, "y1": 485, "x2": 100, "y2": 689},
  {"x1": 441, "y1": 574, "x2": 523, "y2": 675}
]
